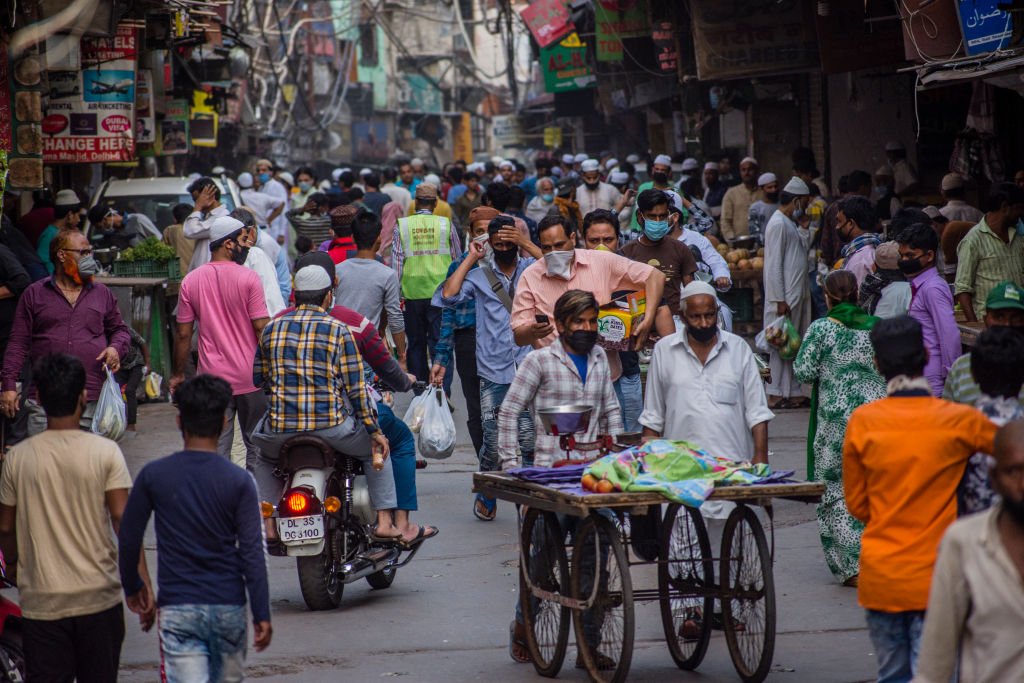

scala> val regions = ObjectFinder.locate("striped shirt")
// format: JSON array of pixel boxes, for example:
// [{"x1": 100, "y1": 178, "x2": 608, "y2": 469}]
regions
[
  {"x1": 942, "y1": 351, "x2": 1024, "y2": 406},
  {"x1": 954, "y1": 218, "x2": 1024, "y2": 319},
  {"x1": 253, "y1": 305, "x2": 378, "y2": 434},
  {"x1": 286, "y1": 209, "x2": 333, "y2": 246}
]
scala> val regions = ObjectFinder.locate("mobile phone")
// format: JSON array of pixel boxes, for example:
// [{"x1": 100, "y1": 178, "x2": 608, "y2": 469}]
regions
[{"x1": 535, "y1": 314, "x2": 550, "y2": 324}]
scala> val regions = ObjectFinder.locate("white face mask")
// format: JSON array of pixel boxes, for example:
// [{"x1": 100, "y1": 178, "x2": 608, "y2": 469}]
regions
[{"x1": 543, "y1": 250, "x2": 574, "y2": 279}]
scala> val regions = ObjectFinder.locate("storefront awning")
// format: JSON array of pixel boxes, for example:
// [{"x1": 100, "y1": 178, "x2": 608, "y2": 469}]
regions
[{"x1": 908, "y1": 49, "x2": 1024, "y2": 92}]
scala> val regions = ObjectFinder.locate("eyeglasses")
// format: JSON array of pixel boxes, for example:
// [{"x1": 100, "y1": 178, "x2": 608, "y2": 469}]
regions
[{"x1": 61, "y1": 248, "x2": 93, "y2": 256}]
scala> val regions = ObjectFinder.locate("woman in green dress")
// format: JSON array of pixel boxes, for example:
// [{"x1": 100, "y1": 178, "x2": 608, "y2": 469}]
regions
[{"x1": 794, "y1": 270, "x2": 885, "y2": 586}]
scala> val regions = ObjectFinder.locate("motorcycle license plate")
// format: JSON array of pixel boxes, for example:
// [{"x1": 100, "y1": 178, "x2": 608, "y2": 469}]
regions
[{"x1": 278, "y1": 515, "x2": 324, "y2": 543}]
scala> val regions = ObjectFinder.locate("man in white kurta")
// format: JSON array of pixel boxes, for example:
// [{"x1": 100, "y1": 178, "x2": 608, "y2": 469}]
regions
[{"x1": 763, "y1": 177, "x2": 813, "y2": 405}]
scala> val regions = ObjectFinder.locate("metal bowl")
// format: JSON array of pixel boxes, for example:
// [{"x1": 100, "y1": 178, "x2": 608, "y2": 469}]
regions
[{"x1": 537, "y1": 404, "x2": 593, "y2": 436}]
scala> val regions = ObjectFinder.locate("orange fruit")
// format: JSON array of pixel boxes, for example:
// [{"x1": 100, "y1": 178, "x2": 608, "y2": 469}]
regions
[
  {"x1": 581, "y1": 474, "x2": 598, "y2": 491},
  {"x1": 596, "y1": 479, "x2": 615, "y2": 494}
]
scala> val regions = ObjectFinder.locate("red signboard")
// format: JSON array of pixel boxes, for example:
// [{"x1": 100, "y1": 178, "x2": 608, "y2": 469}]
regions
[
  {"x1": 520, "y1": 0, "x2": 574, "y2": 48},
  {"x1": 652, "y1": 21, "x2": 678, "y2": 73}
]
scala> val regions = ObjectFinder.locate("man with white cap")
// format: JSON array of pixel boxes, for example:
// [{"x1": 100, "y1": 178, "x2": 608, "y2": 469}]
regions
[
  {"x1": 36, "y1": 190, "x2": 81, "y2": 273},
  {"x1": 939, "y1": 173, "x2": 983, "y2": 223},
  {"x1": 703, "y1": 162, "x2": 728, "y2": 219},
  {"x1": 679, "y1": 158, "x2": 699, "y2": 183},
  {"x1": 604, "y1": 158, "x2": 618, "y2": 174},
  {"x1": 572, "y1": 153, "x2": 588, "y2": 172},
  {"x1": 720, "y1": 156, "x2": 763, "y2": 241},
  {"x1": 884, "y1": 141, "x2": 919, "y2": 198},
  {"x1": 747, "y1": 172, "x2": 779, "y2": 244},
  {"x1": 872, "y1": 165, "x2": 902, "y2": 221},
  {"x1": 560, "y1": 153, "x2": 576, "y2": 179},
  {"x1": 254, "y1": 159, "x2": 290, "y2": 245},
  {"x1": 630, "y1": 154, "x2": 681, "y2": 234},
  {"x1": 498, "y1": 160, "x2": 515, "y2": 185},
  {"x1": 576, "y1": 159, "x2": 623, "y2": 216},
  {"x1": 763, "y1": 177, "x2": 813, "y2": 408},
  {"x1": 237, "y1": 172, "x2": 284, "y2": 229},
  {"x1": 172, "y1": 216, "x2": 271, "y2": 467}
]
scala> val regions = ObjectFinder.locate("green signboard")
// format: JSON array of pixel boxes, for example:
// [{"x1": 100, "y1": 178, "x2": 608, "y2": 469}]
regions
[
  {"x1": 594, "y1": 0, "x2": 649, "y2": 62},
  {"x1": 541, "y1": 33, "x2": 596, "y2": 93}
]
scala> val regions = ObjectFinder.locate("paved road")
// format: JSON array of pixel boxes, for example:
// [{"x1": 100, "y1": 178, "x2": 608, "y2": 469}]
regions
[{"x1": 111, "y1": 382, "x2": 877, "y2": 682}]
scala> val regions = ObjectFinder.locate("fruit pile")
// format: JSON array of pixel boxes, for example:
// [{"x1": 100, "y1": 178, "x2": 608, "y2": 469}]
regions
[
  {"x1": 581, "y1": 473, "x2": 616, "y2": 494},
  {"x1": 716, "y1": 244, "x2": 764, "y2": 271}
]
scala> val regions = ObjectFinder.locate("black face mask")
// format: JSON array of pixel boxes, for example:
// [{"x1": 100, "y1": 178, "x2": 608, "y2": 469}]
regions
[
  {"x1": 765, "y1": 192, "x2": 779, "y2": 203},
  {"x1": 1002, "y1": 495, "x2": 1024, "y2": 526},
  {"x1": 493, "y1": 246, "x2": 517, "y2": 265},
  {"x1": 687, "y1": 324, "x2": 718, "y2": 343},
  {"x1": 652, "y1": 172, "x2": 668, "y2": 185},
  {"x1": 567, "y1": 330, "x2": 598, "y2": 355},
  {"x1": 897, "y1": 257, "x2": 923, "y2": 275},
  {"x1": 230, "y1": 243, "x2": 250, "y2": 265}
]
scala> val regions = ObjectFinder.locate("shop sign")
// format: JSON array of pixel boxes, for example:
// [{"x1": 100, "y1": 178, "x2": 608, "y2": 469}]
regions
[
  {"x1": 160, "y1": 98, "x2": 189, "y2": 156},
  {"x1": 690, "y1": 0, "x2": 818, "y2": 81},
  {"x1": 543, "y1": 126, "x2": 563, "y2": 148},
  {"x1": 401, "y1": 74, "x2": 443, "y2": 114},
  {"x1": 594, "y1": 0, "x2": 649, "y2": 62},
  {"x1": 652, "y1": 21, "x2": 678, "y2": 72},
  {"x1": 135, "y1": 69, "x2": 155, "y2": 143},
  {"x1": 957, "y1": 0, "x2": 1012, "y2": 55},
  {"x1": 541, "y1": 33, "x2": 596, "y2": 93},
  {"x1": 520, "y1": 0, "x2": 574, "y2": 49},
  {"x1": 190, "y1": 90, "x2": 218, "y2": 148},
  {"x1": 492, "y1": 115, "x2": 522, "y2": 150},
  {"x1": 43, "y1": 25, "x2": 138, "y2": 163}
]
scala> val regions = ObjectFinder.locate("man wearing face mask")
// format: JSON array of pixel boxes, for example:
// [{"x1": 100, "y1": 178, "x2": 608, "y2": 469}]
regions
[
  {"x1": 575, "y1": 159, "x2": 623, "y2": 216},
  {"x1": 511, "y1": 215, "x2": 665, "y2": 350},
  {"x1": 763, "y1": 177, "x2": 813, "y2": 409},
  {"x1": 254, "y1": 159, "x2": 290, "y2": 246},
  {"x1": 184, "y1": 176, "x2": 231, "y2": 273},
  {"x1": 1, "y1": 230, "x2": 130, "y2": 433},
  {"x1": 746, "y1": 173, "x2": 779, "y2": 245},
  {"x1": 171, "y1": 217, "x2": 271, "y2": 468},
  {"x1": 720, "y1": 157, "x2": 763, "y2": 242},
  {"x1": 630, "y1": 154, "x2": 681, "y2": 234},
  {"x1": 525, "y1": 177, "x2": 557, "y2": 225},
  {"x1": 437, "y1": 215, "x2": 542, "y2": 521},
  {"x1": 897, "y1": 223, "x2": 961, "y2": 397},
  {"x1": 622, "y1": 190, "x2": 697, "y2": 333},
  {"x1": 834, "y1": 195, "x2": 880, "y2": 288}
]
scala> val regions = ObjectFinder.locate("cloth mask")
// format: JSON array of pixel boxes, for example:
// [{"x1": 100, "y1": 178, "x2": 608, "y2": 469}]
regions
[
  {"x1": 897, "y1": 257, "x2": 922, "y2": 275},
  {"x1": 643, "y1": 219, "x2": 671, "y2": 241},
  {"x1": 687, "y1": 323, "x2": 718, "y2": 343},
  {"x1": 652, "y1": 172, "x2": 668, "y2": 185},
  {"x1": 567, "y1": 330, "x2": 598, "y2": 355},
  {"x1": 493, "y1": 246, "x2": 517, "y2": 266},
  {"x1": 544, "y1": 250, "x2": 573, "y2": 279}
]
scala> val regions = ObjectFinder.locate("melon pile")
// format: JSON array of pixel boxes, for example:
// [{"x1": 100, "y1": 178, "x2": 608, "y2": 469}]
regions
[{"x1": 717, "y1": 244, "x2": 765, "y2": 271}]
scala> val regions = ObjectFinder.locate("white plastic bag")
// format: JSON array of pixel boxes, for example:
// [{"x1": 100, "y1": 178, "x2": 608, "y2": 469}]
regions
[
  {"x1": 416, "y1": 387, "x2": 456, "y2": 460},
  {"x1": 91, "y1": 367, "x2": 126, "y2": 441},
  {"x1": 754, "y1": 329, "x2": 771, "y2": 354},
  {"x1": 402, "y1": 390, "x2": 431, "y2": 434}
]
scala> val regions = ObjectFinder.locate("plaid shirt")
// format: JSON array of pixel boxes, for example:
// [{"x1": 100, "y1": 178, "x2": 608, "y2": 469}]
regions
[
  {"x1": 432, "y1": 254, "x2": 476, "y2": 369},
  {"x1": 253, "y1": 306, "x2": 378, "y2": 434},
  {"x1": 497, "y1": 340, "x2": 622, "y2": 469}
]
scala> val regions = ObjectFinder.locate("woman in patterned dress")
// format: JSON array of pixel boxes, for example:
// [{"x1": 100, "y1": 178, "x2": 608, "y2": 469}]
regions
[{"x1": 794, "y1": 270, "x2": 885, "y2": 586}]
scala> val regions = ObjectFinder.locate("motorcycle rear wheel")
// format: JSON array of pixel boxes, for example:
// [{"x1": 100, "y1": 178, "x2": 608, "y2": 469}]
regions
[
  {"x1": 366, "y1": 564, "x2": 397, "y2": 590},
  {"x1": 297, "y1": 526, "x2": 344, "y2": 610}
]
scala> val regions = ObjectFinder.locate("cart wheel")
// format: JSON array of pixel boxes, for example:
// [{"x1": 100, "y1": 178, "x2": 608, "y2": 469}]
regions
[
  {"x1": 570, "y1": 513, "x2": 634, "y2": 683},
  {"x1": 720, "y1": 505, "x2": 776, "y2": 683},
  {"x1": 519, "y1": 509, "x2": 571, "y2": 677},
  {"x1": 658, "y1": 503, "x2": 713, "y2": 670}
]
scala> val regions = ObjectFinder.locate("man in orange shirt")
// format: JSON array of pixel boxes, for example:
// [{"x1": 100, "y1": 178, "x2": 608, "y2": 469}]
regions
[{"x1": 843, "y1": 315, "x2": 997, "y2": 683}]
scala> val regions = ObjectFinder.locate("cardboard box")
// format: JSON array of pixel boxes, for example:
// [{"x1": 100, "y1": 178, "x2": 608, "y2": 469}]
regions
[{"x1": 598, "y1": 291, "x2": 645, "y2": 351}]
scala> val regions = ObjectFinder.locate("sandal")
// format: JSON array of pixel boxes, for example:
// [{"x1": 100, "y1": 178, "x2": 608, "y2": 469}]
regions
[
  {"x1": 678, "y1": 607, "x2": 704, "y2": 641},
  {"x1": 842, "y1": 574, "x2": 859, "y2": 588},
  {"x1": 509, "y1": 620, "x2": 531, "y2": 664},
  {"x1": 473, "y1": 494, "x2": 496, "y2": 521},
  {"x1": 400, "y1": 525, "x2": 439, "y2": 548},
  {"x1": 369, "y1": 526, "x2": 404, "y2": 544}
]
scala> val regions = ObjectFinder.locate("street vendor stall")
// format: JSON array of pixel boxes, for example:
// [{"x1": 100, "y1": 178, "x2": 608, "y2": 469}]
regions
[{"x1": 475, "y1": 430, "x2": 822, "y2": 683}]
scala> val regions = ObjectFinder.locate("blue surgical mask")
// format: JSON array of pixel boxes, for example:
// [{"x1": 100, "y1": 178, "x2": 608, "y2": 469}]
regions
[
  {"x1": 258, "y1": 172, "x2": 271, "y2": 184},
  {"x1": 541, "y1": 193, "x2": 554, "y2": 203},
  {"x1": 642, "y1": 219, "x2": 671, "y2": 241},
  {"x1": 298, "y1": 181, "x2": 313, "y2": 193},
  {"x1": 793, "y1": 208, "x2": 805, "y2": 219}
]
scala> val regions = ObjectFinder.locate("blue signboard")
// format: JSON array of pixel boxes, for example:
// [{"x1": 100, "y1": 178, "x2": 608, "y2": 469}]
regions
[{"x1": 958, "y1": 0, "x2": 1012, "y2": 55}]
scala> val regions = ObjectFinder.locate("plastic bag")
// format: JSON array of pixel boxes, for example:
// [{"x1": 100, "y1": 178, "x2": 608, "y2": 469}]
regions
[
  {"x1": 763, "y1": 315, "x2": 802, "y2": 360},
  {"x1": 416, "y1": 387, "x2": 456, "y2": 460},
  {"x1": 402, "y1": 390, "x2": 431, "y2": 434},
  {"x1": 754, "y1": 329, "x2": 771, "y2": 354},
  {"x1": 91, "y1": 367, "x2": 126, "y2": 441},
  {"x1": 144, "y1": 372, "x2": 162, "y2": 400}
]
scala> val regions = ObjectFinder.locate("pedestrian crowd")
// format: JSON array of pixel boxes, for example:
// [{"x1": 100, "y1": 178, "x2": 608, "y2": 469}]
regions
[{"x1": 0, "y1": 144, "x2": 1020, "y2": 683}]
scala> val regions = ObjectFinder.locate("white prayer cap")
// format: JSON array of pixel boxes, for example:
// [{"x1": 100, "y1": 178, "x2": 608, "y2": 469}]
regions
[
  {"x1": 573, "y1": 153, "x2": 588, "y2": 163},
  {"x1": 359, "y1": 168, "x2": 372, "y2": 177},
  {"x1": 490, "y1": 156, "x2": 504, "y2": 165},
  {"x1": 626, "y1": 154, "x2": 640, "y2": 164},
  {"x1": 610, "y1": 171, "x2": 629, "y2": 184},
  {"x1": 681, "y1": 158, "x2": 699, "y2": 171},
  {"x1": 884, "y1": 140, "x2": 905, "y2": 152},
  {"x1": 340, "y1": 167, "x2": 352, "y2": 174},
  {"x1": 211, "y1": 166, "x2": 226, "y2": 175},
  {"x1": 331, "y1": 168, "x2": 344, "y2": 181},
  {"x1": 941, "y1": 173, "x2": 964, "y2": 191},
  {"x1": 581, "y1": 159, "x2": 600, "y2": 173},
  {"x1": 237, "y1": 172, "x2": 254, "y2": 189},
  {"x1": 186, "y1": 172, "x2": 201, "y2": 183},
  {"x1": 278, "y1": 171, "x2": 294, "y2": 186},
  {"x1": 757, "y1": 172, "x2": 777, "y2": 186},
  {"x1": 551, "y1": 166, "x2": 564, "y2": 177},
  {"x1": 605, "y1": 158, "x2": 618, "y2": 170},
  {"x1": 424, "y1": 173, "x2": 441, "y2": 186},
  {"x1": 783, "y1": 176, "x2": 810, "y2": 195},
  {"x1": 680, "y1": 280, "x2": 718, "y2": 301},
  {"x1": 654, "y1": 154, "x2": 672, "y2": 166},
  {"x1": 740, "y1": 156, "x2": 758, "y2": 166},
  {"x1": 561, "y1": 153, "x2": 575, "y2": 164},
  {"x1": 410, "y1": 157, "x2": 424, "y2": 167},
  {"x1": 703, "y1": 162, "x2": 719, "y2": 171},
  {"x1": 293, "y1": 265, "x2": 332, "y2": 292},
  {"x1": 209, "y1": 216, "x2": 246, "y2": 243}
]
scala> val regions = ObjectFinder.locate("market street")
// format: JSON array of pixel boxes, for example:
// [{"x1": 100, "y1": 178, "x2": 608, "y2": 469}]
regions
[{"x1": 114, "y1": 389, "x2": 876, "y2": 683}]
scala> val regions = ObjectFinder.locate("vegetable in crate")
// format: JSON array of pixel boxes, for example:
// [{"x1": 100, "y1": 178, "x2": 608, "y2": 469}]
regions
[{"x1": 118, "y1": 237, "x2": 177, "y2": 263}]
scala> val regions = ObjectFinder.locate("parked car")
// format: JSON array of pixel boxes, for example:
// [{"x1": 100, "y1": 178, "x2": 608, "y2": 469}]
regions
[{"x1": 85, "y1": 176, "x2": 241, "y2": 242}]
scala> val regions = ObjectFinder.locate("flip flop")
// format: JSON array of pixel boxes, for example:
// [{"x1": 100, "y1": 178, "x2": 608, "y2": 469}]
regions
[
  {"x1": 400, "y1": 525, "x2": 439, "y2": 548},
  {"x1": 473, "y1": 493, "x2": 496, "y2": 521},
  {"x1": 369, "y1": 526, "x2": 404, "y2": 544},
  {"x1": 509, "y1": 620, "x2": 531, "y2": 664}
]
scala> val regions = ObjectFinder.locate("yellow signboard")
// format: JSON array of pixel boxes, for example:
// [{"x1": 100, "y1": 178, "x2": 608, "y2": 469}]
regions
[{"x1": 543, "y1": 127, "x2": 562, "y2": 148}]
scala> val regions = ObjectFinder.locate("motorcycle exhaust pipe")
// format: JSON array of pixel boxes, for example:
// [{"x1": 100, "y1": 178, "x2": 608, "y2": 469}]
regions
[{"x1": 339, "y1": 548, "x2": 398, "y2": 582}]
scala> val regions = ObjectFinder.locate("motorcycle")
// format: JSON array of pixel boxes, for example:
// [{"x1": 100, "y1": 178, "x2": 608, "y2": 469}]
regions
[
  {"x1": 0, "y1": 556, "x2": 23, "y2": 682},
  {"x1": 263, "y1": 434, "x2": 428, "y2": 611}
]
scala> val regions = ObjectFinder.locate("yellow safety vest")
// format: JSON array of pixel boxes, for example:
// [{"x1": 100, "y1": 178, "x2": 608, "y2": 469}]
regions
[{"x1": 397, "y1": 213, "x2": 452, "y2": 300}]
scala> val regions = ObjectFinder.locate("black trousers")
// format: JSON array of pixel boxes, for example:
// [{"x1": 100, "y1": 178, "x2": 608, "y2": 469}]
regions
[
  {"x1": 24, "y1": 602, "x2": 125, "y2": 683},
  {"x1": 404, "y1": 298, "x2": 441, "y2": 383},
  {"x1": 453, "y1": 327, "x2": 484, "y2": 457},
  {"x1": 114, "y1": 365, "x2": 144, "y2": 426}
]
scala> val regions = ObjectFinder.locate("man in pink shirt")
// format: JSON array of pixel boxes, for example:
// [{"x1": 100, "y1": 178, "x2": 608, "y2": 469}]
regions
[
  {"x1": 511, "y1": 214, "x2": 665, "y2": 349},
  {"x1": 836, "y1": 196, "x2": 881, "y2": 288},
  {"x1": 171, "y1": 216, "x2": 271, "y2": 468}
]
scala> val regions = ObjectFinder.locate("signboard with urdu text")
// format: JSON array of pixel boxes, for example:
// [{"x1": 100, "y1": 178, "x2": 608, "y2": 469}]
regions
[
  {"x1": 540, "y1": 33, "x2": 596, "y2": 93},
  {"x1": 957, "y1": 0, "x2": 1012, "y2": 55}
]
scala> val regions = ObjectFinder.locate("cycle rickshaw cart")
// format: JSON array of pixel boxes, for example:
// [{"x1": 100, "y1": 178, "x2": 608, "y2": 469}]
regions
[{"x1": 473, "y1": 471, "x2": 824, "y2": 683}]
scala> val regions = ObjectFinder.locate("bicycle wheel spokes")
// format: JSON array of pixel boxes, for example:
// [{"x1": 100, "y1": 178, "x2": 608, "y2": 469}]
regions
[
  {"x1": 659, "y1": 503, "x2": 713, "y2": 670},
  {"x1": 520, "y1": 509, "x2": 571, "y2": 677}
]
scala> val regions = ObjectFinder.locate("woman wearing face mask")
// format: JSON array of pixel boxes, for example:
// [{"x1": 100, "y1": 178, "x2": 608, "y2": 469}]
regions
[
  {"x1": 793, "y1": 270, "x2": 885, "y2": 587},
  {"x1": 292, "y1": 166, "x2": 318, "y2": 209},
  {"x1": 525, "y1": 177, "x2": 557, "y2": 225}
]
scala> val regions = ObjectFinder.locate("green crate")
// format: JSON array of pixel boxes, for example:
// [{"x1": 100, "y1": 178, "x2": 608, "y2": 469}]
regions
[
  {"x1": 720, "y1": 287, "x2": 755, "y2": 322},
  {"x1": 111, "y1": 259, "x2": 181, "y2": 281}
]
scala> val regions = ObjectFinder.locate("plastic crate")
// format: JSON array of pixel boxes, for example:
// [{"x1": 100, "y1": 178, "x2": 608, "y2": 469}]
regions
[
  {"x1": 720, "y1": 287, "x2": 755, "y2": 322},
  {"x1": 111, "y1": 259, "x2": 181, "y2": 281}
]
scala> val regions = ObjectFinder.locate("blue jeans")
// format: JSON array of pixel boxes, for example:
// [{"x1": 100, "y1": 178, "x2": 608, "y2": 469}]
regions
[
  {"x1": 480, "y1": 378, "x2": 534, "y2": 472},
  {"x1": 160, "y1": 604, "x2": 247, "y2": 683},
  {"x1": 864, "y1": 609, "x2": 925, "y2": 683},
  {"x1": 613, "y1": 373, "x2": 642, "y2": 433},
  {"x1": 378, "y1": 402, "x2": 417, "y2": 511}
]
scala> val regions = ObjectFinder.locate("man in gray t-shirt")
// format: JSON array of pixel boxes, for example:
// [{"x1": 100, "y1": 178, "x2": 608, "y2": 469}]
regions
[{"x1": 335, "y1": 212, "x2": 408, "y2": 366}]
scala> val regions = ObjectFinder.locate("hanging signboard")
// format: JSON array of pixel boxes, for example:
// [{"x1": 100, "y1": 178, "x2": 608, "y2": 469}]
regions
[
  {"x1": 190, "y1": 90, "x2": 217, "y2": 148},
  {"x1": 543, "y1": 126, "x2": 563, "y2": 148},
  {"x1": 520, "y1": 0, "x2": 574, "y2": 49},
  {"x1": 492, "y1": 115, "x2": 523, "y2": 150},
  {"x1": 541, "y1": 32, "x2": 596, "y2": 93},
  {"x1": 135, "y1": 69, "x2": 155, "y2": 143},
  {"x1": 652, "y1": 21, "x2": 679, "y2": 73},
  {"x1": 689, "y1": 0, "x2": 818, "y2": 81},
  {"x1": 957, "y1": 0, "x2": 1012, "y2": 55},
  {"x1": 160, "y1": 98, "x2": 189, "y2": 156},
  {"x1": 594, "y1": 0, "x2": 648, "y2": 62},
  {"x1": 43, "y1": 25, "x2": 137, "y2": 163}
]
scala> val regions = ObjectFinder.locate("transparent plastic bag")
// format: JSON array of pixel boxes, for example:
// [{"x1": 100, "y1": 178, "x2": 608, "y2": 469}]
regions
[
  {"x1": 144, "y1": 371, "x2": 162, "y2": 400},
  {"x1": 402, "y1": 390, "x2": 431, "y2": 434},
  {"x1": 416, "y1": 387, "x2": 456, "y2": 460},
  {"x1": 763, "y1": 315, "x2": 802, "y2": 360},
  {"x1": 91, "y1": 367, "x2": 126, "y2": 441}
]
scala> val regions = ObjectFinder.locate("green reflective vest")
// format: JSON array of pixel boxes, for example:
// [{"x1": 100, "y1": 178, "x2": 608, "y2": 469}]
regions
[{"x1": 397, "y1": 213, "x2": 452, "y2": 300}]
